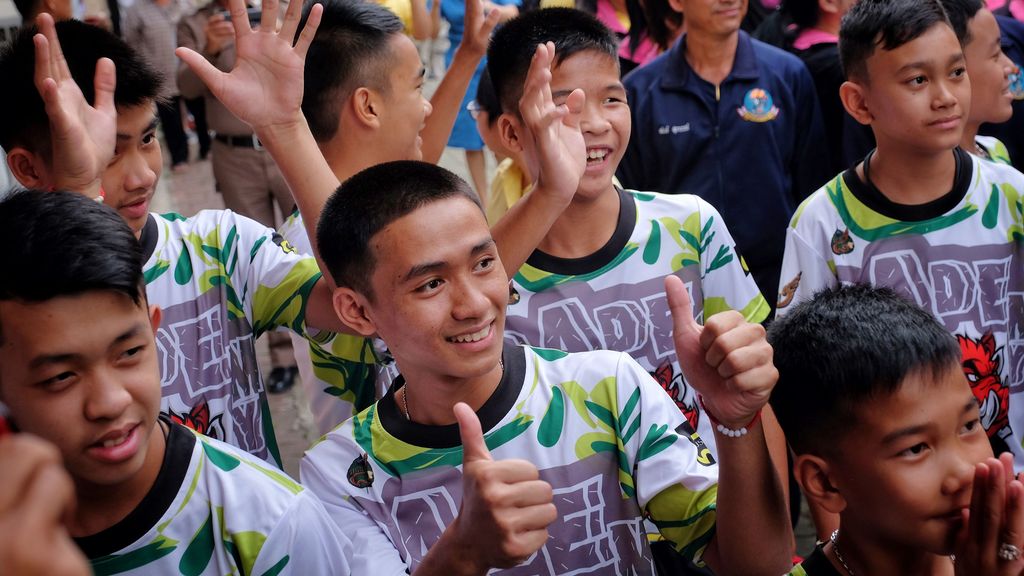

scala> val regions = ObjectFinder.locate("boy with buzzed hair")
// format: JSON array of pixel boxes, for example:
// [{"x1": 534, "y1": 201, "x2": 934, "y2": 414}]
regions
[
  {"x1": 299, "y1": 158, "x2": 794, "y2": 575},
  {"x1": 0, "y1": 13, "x2": 361, "y2": 467},
  {"x1": 0, "y1": 190, "x2": 352, "y2": 575},
  {"x1": 777, "y1": 0, "x2": 1024, "y2": 467},
  {"x1": 772, "y1": 285, "x2": 1024, "y2": 575},
  {"x1": 940, "y1": 0, "x2": 1017, "y2": 164},
  {"x1": 485, "y1": 7, "x2": 785, "y2": 476}
]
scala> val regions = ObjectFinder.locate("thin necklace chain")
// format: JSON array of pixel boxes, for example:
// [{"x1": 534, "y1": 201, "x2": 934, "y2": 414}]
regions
[
  {"x1": 401, "y1": 359, "x2": 504, "y2": 421},
  {"x1": 830, "y1": 530, "x2": 855, "y2": 576}
]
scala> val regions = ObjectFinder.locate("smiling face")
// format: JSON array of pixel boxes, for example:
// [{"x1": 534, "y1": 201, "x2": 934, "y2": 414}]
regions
[
  {"x1": 378, "y1": 34, "x2": 433, "y2": 162},
  {"x1": 856, "y1": 23, "x2": 971, "y2": 156},
  {"x1": 102, "y1": 103, "x2": 161, "y2": 235},
  {"x1": 549, "y1": 50, "x2": 631, "y2": 202},
  {"x1": 828, "y1": 364, "x2": 992, "y2": 555},
  {"x1": 962, "y1": 8, "x2": 1016, "y2": 127},
  {"x1": 357, "y1": 196, "x2": 508, "y2": 384},
  {"x1": 0, "y1": 291, "x2": 164, "y2": 493}
]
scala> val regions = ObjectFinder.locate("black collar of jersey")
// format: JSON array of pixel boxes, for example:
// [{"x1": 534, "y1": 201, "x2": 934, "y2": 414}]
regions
[
  {"x1": 377, "y1": 342, "x2": 526, "y2": 449},
  {"x1": 523, "y1": 187, "x2": 636, "y2": 276},
  {"x1": 842, "y1": 148, "x2": 972, "y2": 223},
  {"x1": 74, "y1": 416, "x2": 195, "y2": 559},
  {"x1": 798, "y1": 545, "x2": 844, "y2": 576},
  {"x1": 139, "y1": 213, "x2": 158, "y2": 264}
]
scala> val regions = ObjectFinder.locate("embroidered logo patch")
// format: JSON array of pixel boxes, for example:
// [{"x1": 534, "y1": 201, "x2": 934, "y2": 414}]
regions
[
  {"x1": 1010, "y1": 65, "x2": 1024, "y2": 101},
  {"x1": 737, "y1": 88, "x2": 779, "y2": 122},
  {"x1": 347, "y1": 453, "x2": 375, "y2": 488}
]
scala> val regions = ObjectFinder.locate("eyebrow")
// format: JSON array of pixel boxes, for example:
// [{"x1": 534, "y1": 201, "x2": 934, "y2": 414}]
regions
[
  {"x1": 880, "y1": 396, "x2": 979, "y2": 445},
  {"x1": 27, "y1": 323, "x2": 146, "y2": 370},
  {"x1": 895, "y1": 52, "x2": 965, "y2": 76},
  {"x1": 401, "y1": 238, "x2": 495, "y2": 283},
  {"x1": 551, "y1": 84, "x2": 624, "y2": 100},
  {"x1": 117, "y1": 118, "x2": 159, "y2": 141}
]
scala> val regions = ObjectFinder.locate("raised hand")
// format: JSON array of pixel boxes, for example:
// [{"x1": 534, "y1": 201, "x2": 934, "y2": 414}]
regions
[
  {"x1": 174, "y1": 0, "x2": 322, "y2": 135},
  {"x1": 452, "y1": 402, "x2": 555, "y2": 571},
  {"x1": 519, "y1": 42, "x2": 586, "y2": 206},
  {"x1": 456, "y1": 0, "x2": 499, "y2": 59},
  {"x1": 665, "y1": 274, "x2": 777, "y2": 430},
  {"x1": 955, "y1": 453, "x2": 1024, "y2": 576},
  {"x1": 33, "y1": 13, "x2": 116, "y2": 197}
]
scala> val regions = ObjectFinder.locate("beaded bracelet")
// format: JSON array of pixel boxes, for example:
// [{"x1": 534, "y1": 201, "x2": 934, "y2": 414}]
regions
[{"x1": 698, "y1": 395, "x2": 762, "y2": 438}]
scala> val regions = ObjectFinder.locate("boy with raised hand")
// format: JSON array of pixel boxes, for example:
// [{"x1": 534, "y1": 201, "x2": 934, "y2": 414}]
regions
[
  {"x1": 486, "y1": 8, "x2": 785, "y2": 478},
  {"x1": 776, "y1": 0, "x2": 1024, "y2": 465},
  {"x1": 298, "y1": 155, "x2": 792, "y2": 574},
  {"x1": 940, "y1": 0, "x2": 1018, "y2": 164},
  {"x1": 176, "y1": 0, "x2": 586, "y2": 433},
  {"x1": 772, "y1": 285, "x2": 1024, "y2": 576},
  {"x1": 0, "y1": 190, "x2": 353, "y2": 575},
  {"x1": 0, "y1": 14, "x2": 354, "y2": 466}
]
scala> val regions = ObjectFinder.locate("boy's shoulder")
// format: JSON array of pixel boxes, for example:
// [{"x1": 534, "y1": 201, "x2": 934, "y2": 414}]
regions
[{"x1": 187, "y1": 425, "x2": 307, "y2": 499}]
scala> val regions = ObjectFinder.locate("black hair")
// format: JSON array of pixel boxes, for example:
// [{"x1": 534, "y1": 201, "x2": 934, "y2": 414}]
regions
[
  {"x1": 839, "y1": 0, "x2": 952, "y2": 81},
  {"x1": 13, "y1": 0, "x2": 42, "y2": 20},
  {"x1": 299, "y1": 0, "x2": 404, "y2": 143},
  {"x1": 317, "y1": 161, "x2": 482, "y2": 299},
  {"x1": 768, "y1": 284, "x2": 961, "y2": 456},
  {"x1": 782, "y1": 0, "x2": 819, "y2": 31},
  {"x1": 938, "y1": 0, "x2": 984, "y2": 44},
  {"x1": 475, "y1": 67, "x2": 502, "y2": 128},
  {"x1": 0, "y1": 191, "x2": 145, "y2": 342},
  {"x1": 488, "y1": 7, "x2": 618, "y2": 115},
  {"x1": 634, "y1": 0, "x2": 683, "y2": 53},
  {"x1": 0, "y1": 19, "x2": 161, "y2": 157}
]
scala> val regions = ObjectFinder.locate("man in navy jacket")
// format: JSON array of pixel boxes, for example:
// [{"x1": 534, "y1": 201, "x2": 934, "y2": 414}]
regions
[{"x1": 619, "y1": 0, "x2": 829, "y2": 308}]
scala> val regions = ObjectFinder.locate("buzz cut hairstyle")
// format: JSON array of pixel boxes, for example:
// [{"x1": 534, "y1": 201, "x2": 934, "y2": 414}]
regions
[
  {"x1": 298, "y1": 0, "x2": 405, "y2": 143},
  {"x1": 487, "y1": 7, "x2": 618, "y2": 116},
  {"x1": 838, "y1": 0, "x2": 953, "y2": 82},
  {"x1": 937, "y1": 0, "x2": 985, "y2": 45},
  {"x1": 767, "y1": 284, "x2": 962, "y2": 457},
  {"x1": 0, "y1": 19, "x2": 162, "y2": 158},
  {"x1": 316, "y1": 161, "x2": 482, "y2": 300}
]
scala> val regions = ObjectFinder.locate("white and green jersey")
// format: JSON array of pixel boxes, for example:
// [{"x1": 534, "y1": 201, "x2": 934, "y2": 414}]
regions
[
  {"x1": 301, "y1": 344, "x2": 720, "y2": 575},
  {"x1": 976, "y1": 136, "x2": 1013, "y2": 166},
  {"x1": 505, "y1": 188, "x2": 769, "y2": 458},
  {"x1": 76, "y1": 421, "x2": 352, "y2": 576},
  {"x1": 277, "y1": 210, "x2": 381, "y2": 435},
  {"x1": 141, "y1": 210, "x2": 322, "y2": 465},
  {"x1": 777, "y1": 149, "x2": 1024, "y2": 464}
]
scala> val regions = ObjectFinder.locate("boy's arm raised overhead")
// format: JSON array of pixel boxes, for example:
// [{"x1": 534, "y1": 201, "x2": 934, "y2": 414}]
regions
[
  {"x1": 31, "y1": 13, "x2": 116, "y2": 200},
  {"x1": 419, "y1": 0, "x2": 500, "y2": 163},
  {"x1": 665, "y1": 275, "x2": 795, "y2": 574},
  {"x1": 176, "y1": 0, "x2": 357, "y2": 334},
  {"x1": 491, "y1": 42, "x2": 586, "y2": 277}
]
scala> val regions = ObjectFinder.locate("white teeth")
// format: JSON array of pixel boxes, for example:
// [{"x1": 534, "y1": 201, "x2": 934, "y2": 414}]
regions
[
  {"x1": 449, "y1": 325, "x2": 490, "y2": 343},
  {"x1": 102, "y1": 434, "x2": 129, "y2": 448},
  {"x1": 587, "y1": 149, "x2": 608, "y2": 160}
]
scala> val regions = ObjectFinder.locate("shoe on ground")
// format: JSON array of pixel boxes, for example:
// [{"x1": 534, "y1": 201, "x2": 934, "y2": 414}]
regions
[{"x1": 267, "y1": 366, "x2": 298, "y2": 394}]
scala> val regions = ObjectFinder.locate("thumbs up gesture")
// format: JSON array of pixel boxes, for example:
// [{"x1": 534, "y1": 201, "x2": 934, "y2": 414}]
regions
[
  {"x1": 665, "y1": 275, "x2": 777, "y2": 430},
  {"x1": 451, "y1": 402, "x2": 556, "y2": 572}
]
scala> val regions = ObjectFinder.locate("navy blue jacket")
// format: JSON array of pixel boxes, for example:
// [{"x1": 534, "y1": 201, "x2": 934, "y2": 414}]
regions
[
  {"x1": 619, "y1": 31, "x2": 830, "y2": 306},
  {"x1": 979, "y1": 14, "x2": 1024, "y2": 172}
]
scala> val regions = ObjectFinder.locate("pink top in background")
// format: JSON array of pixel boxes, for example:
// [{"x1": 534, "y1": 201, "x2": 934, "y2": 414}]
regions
[{"x1": 793, "y1": 28, "x2": 838, "y2": 51}]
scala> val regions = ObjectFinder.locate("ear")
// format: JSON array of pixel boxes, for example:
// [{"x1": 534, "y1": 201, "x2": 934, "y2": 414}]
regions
[
  {"x1": 839, "y1": 80, "x2": 873, "y2": 126},
  {"x1": 7, "y1": 147, "x2": 54, "y2": 190},
  {"x1": 665, "y1": 0, "x2": 684, "y2": 15},
  {"x1": 332, "y1": 287, "x2": 377, "y2": 338},
  {"x1": 793, "y1": 453, "x2": 848, "y2": 515},
  {"x1": 819, "y1": 0, "x2": 840, "y2": 15},
  {"x1": 497, "y1": 113, "x2": 525, "y2": 155},
  {"x1": 351, "y1": 87, "x2": 383, "y2": 130},
  {"x1": 148, "y1": 304, "x2": 162, "y2": 334}
]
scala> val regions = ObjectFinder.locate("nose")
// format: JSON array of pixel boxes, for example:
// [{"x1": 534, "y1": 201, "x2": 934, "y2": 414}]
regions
[
  {"x1": 1001, "y1": 51, "x2": 1017, "y2": 78},
  {"x1": 580, "y1": 98, "x2": 610, "y2": 135},
  {"x1": 450, "y1": 275, "x2": 491, "y2": 321},
  {"x1": 424, "y1": 96, "x2": 433, "y2": 119},
  {"x1": 122, "y1": 150, "x2": 158, "y2": 193},
  {"x1": 940, "y1": 446, "x2": 980, "y2": 497},
  {"x1": 83, "y1": 371, "x2": 133, "y2": 422}
]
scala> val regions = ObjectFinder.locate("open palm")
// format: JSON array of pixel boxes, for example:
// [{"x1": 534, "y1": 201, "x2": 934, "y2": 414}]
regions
[{"x1": 175, "y1": 0, "x2": 322, "y2": 132}]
